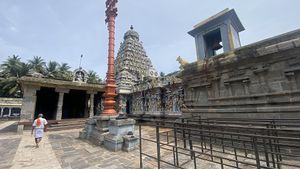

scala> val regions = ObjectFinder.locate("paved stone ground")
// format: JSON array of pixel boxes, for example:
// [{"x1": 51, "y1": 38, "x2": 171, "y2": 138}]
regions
[
  {"x1": 0, "y1": 137, "x2": 21, "y2": 169},
  {"x1": 48, "y1": 131, "x2": 141, "y2": 169},
  {"x1": 0, "y1": 121, "x2": 18, "y2": 134},
  {"x1": 0, "y1": 121, "x2": 299, "y2": 169}
]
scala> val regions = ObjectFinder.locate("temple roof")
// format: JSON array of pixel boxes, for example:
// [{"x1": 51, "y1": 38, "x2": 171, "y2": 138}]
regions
[
  {"x1": 115, "y1": 26, "x2": 158, "y2": 93},
  {"x1": 124, "y1": 25, "x2": 139, "y2": 40},
  {"x1": 19, "y1": 76, "x2": 105, "y2": 92},
  {"x1": 189, "y1": 8, "x2": 245, "y2": 37}
]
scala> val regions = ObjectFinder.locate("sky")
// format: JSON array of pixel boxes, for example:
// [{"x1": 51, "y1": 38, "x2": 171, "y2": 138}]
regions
[{"x1": 1, "y1": 0, "x2": 300, "y2": 79}]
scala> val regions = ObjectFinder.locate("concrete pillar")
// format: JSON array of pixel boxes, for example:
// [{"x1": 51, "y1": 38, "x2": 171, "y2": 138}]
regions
[
  {"x1": 8, "y1": 108, "x2": 12, "y2": 117},
  {"x1": 56, "y1": 92, "x2": 64, "y2": 120},
  {"x1": 89, "y1": 94, "x2": 95, "y2": 117},
  {"x1": 55, "y1": 88, "x2": 69, "y2": 120},
  {"x1": 20, "y1": 85, "x2": 40, "y2": 121},
  {"x1": 0, "y1": 107, "x2": 3, "y2": 117},
  {"x1": 87, "y1": 91, "x2": 97, "y2": 118}
]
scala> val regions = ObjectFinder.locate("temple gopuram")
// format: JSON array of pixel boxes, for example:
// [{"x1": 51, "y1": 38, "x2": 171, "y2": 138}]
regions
[
  {"x1": 115, "y1": 25, "x2": 158, "y2": 92},
  {"x1": 114, "y1": 26, "x2": 184, "y2": 118}
]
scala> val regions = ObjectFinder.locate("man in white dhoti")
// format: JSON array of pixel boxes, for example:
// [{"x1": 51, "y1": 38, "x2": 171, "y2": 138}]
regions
[{"x1": 31, "y1": 114, "x2": 48, "y2": 148}]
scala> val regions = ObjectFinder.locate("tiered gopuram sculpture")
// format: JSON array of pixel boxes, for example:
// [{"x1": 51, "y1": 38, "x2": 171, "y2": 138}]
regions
[
  {"x1": 115, "y1": 25, "x2": 158, "y2": 92},
  {"x1": 115, "y1": 26, "x2": 158, "y2": 113},
  {"x1": 114, "y1": 26, "x2": 184, "y2": 117}
]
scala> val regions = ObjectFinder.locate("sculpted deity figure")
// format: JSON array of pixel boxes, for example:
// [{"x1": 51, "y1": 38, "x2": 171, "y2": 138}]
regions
[
  {"x1": 75, "y1": 71, "x2": 85, "y2": 82},
  {"x1": 156, "y1": 93, "x2": 162, "y2": 112},
  {"x1": 118, "y1": 96, "x2": 127, "y2": 116},
  {"x1": 173, "y1": 95, "x2": 179, "y2": 112}
]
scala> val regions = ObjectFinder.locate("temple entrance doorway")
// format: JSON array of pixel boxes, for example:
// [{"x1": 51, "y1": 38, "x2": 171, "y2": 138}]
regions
[
  {"x1": 62, "y1": 89, "x2": 87, "y2": 119},
  {"x1": 35, "y1": 87, "x2": 59, "y2": 120}
]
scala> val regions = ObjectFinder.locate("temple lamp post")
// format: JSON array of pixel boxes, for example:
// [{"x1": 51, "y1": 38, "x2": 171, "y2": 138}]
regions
[{"x1": 102, "y1": 0, "x2": 118, "y2": 116}]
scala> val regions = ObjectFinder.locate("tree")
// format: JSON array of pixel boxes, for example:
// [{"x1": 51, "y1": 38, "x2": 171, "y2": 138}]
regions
[
  {"x1": 57, "y1": 63, "x2": 72, "y2": 81},
  {"x1": 45, "y1": 61, "x2": 59, "y2": 78},
  {"x1": 1, "y1": 55, "x2": 22, "y2": 77},
  {"x1": 0, "y1": 56, "x2": 30, "y2": 97},
  {"x1": 28, "y1": 56, "x2": 45, "y2": 74},
  {"x1": 87, "y1": 70, "x2": 101, "y2": 84},
  {"x1": 160, "y1": 72, "x2": 165, "y2": 77}
]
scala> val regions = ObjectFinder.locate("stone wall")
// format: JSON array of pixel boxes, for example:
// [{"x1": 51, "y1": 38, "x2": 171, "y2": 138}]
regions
[
  {"x1": 0, "y1": 98, "x2": 23, "y2": 106},
  {"x1": 179, "y1": 29, "x2": 300, "y2": 119},
  {"x1": 0, "y1": 98, "x2": 22, "y2": 118},
  {"x1": 130, "y1": 83, "x2": 183, "y2": 116}
]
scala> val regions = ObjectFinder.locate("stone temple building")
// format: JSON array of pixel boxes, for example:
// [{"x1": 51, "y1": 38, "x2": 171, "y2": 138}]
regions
[
  {"x1": 115, "y1": 26, "x2": 158, "y2": 93},
  {"x1": 179, "y1": 8, "x2": 300, "y2": 119},
  {"x1": 113, "y1": 26, "x2": 184, "y2": 117},
  {"x1": 115, "y1": 26, "x2": 158, "y2": 113},
  {"x1": 129, "y1": 72, "x2": 183, "y2": 118},
  {"x1": 19, "y1": 68, "x2": 105, "y2": 122},
  {"x1": 0, "y1": 98, "x2": 22, "y2": 118}
]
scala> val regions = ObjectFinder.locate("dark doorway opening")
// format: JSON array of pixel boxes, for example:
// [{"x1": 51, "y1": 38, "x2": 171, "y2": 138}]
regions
[
  {"x1": 62, "y1": 90, "x2": 87, "y2": 119},
  {"x1": 35, "y1": 87, "x2": 59, "y2": 120},
  {"x1": 2, "y1": 108, "x2": 9, "y2": 117},
  {"x1": 126, "y1": 100, "x2": 130, "y2": 114},
  {"x1": 11, "y1": 108, "x2": 21, "y2": 117}
]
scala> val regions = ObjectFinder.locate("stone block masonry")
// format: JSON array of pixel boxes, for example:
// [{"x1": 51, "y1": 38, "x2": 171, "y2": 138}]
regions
[{"x1": 179, "y1": 29, "x2": 300, "y2": 119}]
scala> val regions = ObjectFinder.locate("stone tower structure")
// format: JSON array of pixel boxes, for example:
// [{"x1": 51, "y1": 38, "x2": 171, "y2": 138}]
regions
[
  {"x1": 188, "y1": 8, "x2": 244, "y2": 59},
  {"x1": 115, "y1": 25, "x2": 158, "y2": 94}
]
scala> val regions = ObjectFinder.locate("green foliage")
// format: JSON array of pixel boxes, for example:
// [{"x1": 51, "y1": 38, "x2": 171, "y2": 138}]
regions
[
  {"x1": 87, "y1": 70, "x2": 102, "y2": 84},
  {"x1": 0, "y1": 55, "x2": 30, "y2": 97},
  {"x1": 45, "y1": 61, "x2": 59, "y2": 78},
  {"x1": 28, "y1": 56, "x2": 45, "y2": 74},
  {"x1": 57, "y1": 63, "x2": 72, "y2": 81},
  {"x1": 0, "y1": 55, "x2": 102, "y2": 98}
]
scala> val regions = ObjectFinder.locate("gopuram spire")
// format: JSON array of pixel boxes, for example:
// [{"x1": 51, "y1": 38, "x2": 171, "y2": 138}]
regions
[{"x1": 102, "y1": 0, "x2": 118, "y2": 116}]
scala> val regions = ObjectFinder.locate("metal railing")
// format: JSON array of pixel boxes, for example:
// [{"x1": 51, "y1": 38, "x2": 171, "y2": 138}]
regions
[{"x1": 138, "y1": 117, "x2": 300, "y2": 169}]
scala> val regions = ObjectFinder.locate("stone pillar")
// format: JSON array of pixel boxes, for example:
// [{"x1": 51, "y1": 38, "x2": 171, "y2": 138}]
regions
[
  {"x1": 0, "y1": 108, "x2": 3, "y2": 117},
  {"x1": 8, "y1": 108, "x2": 12, "y2": 117},
  {"x1": 20, "y1": 85, "x2": 40, "y2": 121},
  {"x1": 90, "y1": 94, "x2": 94, "y2": 117},
  {"x1": 55, "y1": 88, "x2": 69, "y2": 120},
  {"x1": 87, "y1": 91, "x2": 97, "y2": 118}
]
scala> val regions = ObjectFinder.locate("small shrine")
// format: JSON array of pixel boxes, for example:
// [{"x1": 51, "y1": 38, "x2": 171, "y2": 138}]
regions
[{"x1": 73, "y1": 67, "x2": 88, "y2": 83}]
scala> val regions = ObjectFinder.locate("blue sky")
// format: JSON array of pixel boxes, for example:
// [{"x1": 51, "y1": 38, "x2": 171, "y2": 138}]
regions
[{"x1": 1, "y1": 0, "x2": 300, "y2": 78}]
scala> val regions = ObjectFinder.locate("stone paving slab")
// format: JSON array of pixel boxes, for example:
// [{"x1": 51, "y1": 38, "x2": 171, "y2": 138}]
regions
[
  {"x1": 10, "y1": 131, "x2": 62, "y2": 169},
  {"x1": 48, "y1": 130, "x2": 142, "y2": 169},
  {"x1": 0, "y1": 121, "x2": 17, "y2": 130},
  {"x1": 1, "y1": 125, "x2": 298, "y2": 169},
  {"x1": 0, "y1": 138, "x2": 21, "y2": 169}
]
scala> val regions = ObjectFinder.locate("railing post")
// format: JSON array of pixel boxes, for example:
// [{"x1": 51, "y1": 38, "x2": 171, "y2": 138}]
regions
[
  {"x1": 253, "y1": 137, "x2": 261, "y2": 169},
  {"x1": 182, "y1": 118, "x2": 187, "y2": 148},
  {"x1": 267, "y1": 123, "x2": 276, "y2": 168},
  {"x1": 263, "y1": 138, "x2": 270, "y2": 167},
  {"x1": 156, "y1": 122, "x2": 161, "y2": 169},
  {"x1": 166, "y1": 131, "x2": 169, "y2": 144},
  {"x1": 189, "y1": 128, "x2": 193, "y2": 159},
  {"x1": 174, "y1": 123, "x2": 179, "y2": 166},
  {"x1": 139, "y1": 124, "x2": 143, "y2": 169},
  {"x1": 193, "y1": 151, "x2": 197, "y2": 169}
]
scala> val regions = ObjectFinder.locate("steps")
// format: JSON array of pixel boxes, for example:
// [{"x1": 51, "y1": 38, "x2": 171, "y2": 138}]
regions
[{"x1": 47, "y1": 118, "x2": 86, "y2": 131}]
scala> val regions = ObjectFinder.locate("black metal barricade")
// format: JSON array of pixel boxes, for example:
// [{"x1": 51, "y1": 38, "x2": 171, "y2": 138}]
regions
[{"x1": 138, "y1": 117, "x2": 300, "y2": 169}]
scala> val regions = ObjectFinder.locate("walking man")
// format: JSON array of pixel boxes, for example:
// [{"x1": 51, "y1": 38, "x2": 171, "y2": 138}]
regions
[{"x1": 31, "y1": 114, "x2": 48, "y2": 148}]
